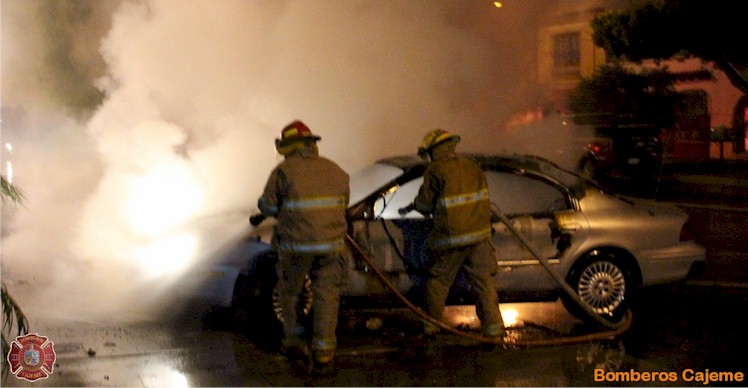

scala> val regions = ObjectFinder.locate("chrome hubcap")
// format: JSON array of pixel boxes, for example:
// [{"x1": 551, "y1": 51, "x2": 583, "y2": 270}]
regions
[{"x1": 577, "y1": 261, "x2": 625, "y2": 315}]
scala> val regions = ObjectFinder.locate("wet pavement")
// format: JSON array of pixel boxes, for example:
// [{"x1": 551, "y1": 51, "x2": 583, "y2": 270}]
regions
[
  {"x1": 3, "y1": 301, "x2": 626, "y2": 387},
  {"x1": 5, "y1": 281, "x2": 748, "y2": 387},
  {"x1": 4, "y1": 318, "x2": 248, "y2": 387}
]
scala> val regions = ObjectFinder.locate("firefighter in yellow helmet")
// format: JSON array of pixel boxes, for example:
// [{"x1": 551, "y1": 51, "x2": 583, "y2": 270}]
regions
[
  {"x1": 256, "y1": 120, "x2": 349, "y2": 374},
  {"x1": 402, "y1": 129, "x2": 506, "y2": 339}
]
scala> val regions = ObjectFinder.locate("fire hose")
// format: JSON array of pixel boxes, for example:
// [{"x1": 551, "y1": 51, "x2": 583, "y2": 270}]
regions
[
  {"x1": 251, "y1": 209, "x2": 632, "y2": 347},
  {"x1": 345, "y1": 237, "x2": 630, "y2": 347},
  {"x1": 344, "y1": 204, "x2": 632, "y2": 346}
]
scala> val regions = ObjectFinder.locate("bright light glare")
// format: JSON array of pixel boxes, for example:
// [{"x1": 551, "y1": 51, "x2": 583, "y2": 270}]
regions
[
  {"x1": 141, "y1": 367, "x2": 190, "y2": 388},
  {"x1": 5, "y1": 143, "x2": 13, "y2": 183},
  {"x1": 6, "y1": 161, "x2": 12, "y2": 183},
  {"x1": 133, "y1": 233, "x2": 197, "y2": 278},
  {"x1": 167, "y1": 369, "x2": 189, "y2": 388},
  {"x1": 502, "y1": 308, "x2": 519, "y2": 326},
  {"x1": 127, "y1": 164, "x2": 202, "y2": 236},
  {"x1": 494, "y1": 1, "x2": 503, "y2": 8}
]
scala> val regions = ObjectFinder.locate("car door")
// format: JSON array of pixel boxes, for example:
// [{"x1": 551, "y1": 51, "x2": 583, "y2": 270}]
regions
[
  {"x1": 485, "y1": 170, "x2": 572, "y2": 292},
  {"x1": 346, "y1": 176, "x2": 426, "y2": 298}
]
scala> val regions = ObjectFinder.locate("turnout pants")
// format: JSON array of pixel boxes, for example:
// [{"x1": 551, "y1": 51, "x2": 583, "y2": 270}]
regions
[
  {"x1": 424, "y1": 239, "x2": 505, "y2": 336},
  {"x1": 276, "y1": 250, "x2": 346, "y2": 357}
]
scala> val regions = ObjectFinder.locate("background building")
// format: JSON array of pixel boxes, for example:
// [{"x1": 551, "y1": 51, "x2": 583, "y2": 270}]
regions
[{"x1": 535, "y1": 1, "x2": 747, "y2": 163}]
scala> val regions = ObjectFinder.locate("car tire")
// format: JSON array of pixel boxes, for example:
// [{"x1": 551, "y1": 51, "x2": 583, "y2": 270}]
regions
[
  {"x1": 230, "y1": 273, "x2": 253, "y2": 323},
  {"x1": 562, "y1": 251, "x2": 636, "y2": 324},
  {"x1": 228, "y1": 253, "x2": 285, "y2": 334}
]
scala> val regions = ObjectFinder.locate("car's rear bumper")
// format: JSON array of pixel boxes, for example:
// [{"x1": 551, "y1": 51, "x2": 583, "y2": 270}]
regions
[{"x1": 638, "y1": 242, "x2": 707, "y2": 285}]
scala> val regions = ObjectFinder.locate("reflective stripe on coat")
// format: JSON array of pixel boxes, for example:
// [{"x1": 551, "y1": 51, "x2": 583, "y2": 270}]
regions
[
  {"x1": 414, "y1": 153, "x2": 492, "y2": 249},
  {"x1": 258, "y1": 147, "x2": 349, "y2": 255}
]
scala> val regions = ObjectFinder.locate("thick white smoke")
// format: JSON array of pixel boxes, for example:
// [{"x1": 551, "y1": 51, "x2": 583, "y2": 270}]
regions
[{"x1": 1, "y1": 0, "x2": 588, "y2": 322}]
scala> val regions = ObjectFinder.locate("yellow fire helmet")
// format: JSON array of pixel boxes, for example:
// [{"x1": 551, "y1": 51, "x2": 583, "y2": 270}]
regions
[{"x1": 418, "y1": 129, "x2": 460, "y2": 159}]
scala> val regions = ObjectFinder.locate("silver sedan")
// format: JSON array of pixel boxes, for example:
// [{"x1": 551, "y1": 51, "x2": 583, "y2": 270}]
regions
[{"x1": 194, "y1": 153, "x2": 706, "y2": 325}]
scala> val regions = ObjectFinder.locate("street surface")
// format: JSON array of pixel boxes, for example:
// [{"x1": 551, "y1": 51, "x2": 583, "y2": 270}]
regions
[{"x1": 5, "y1": 282, "x2": 748, "y2": 387}]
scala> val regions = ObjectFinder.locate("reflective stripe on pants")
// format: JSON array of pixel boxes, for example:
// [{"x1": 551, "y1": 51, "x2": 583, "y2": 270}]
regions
[{"x1": 276, "y1": 250, "x2": 345, "y2": 353}]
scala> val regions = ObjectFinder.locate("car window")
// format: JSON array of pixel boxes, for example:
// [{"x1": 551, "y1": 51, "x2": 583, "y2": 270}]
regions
[{"x1": 486, "y1": 171, "x2": 568, "y2": 215}]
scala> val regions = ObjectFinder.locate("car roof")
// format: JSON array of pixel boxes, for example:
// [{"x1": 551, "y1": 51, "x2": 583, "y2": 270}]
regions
[
  {"x1": 374, "y1": 153, "x2": 591, "y2": 198},
  {"x1": 375, "y1": 153, "x2": 556, "y2": 175}
]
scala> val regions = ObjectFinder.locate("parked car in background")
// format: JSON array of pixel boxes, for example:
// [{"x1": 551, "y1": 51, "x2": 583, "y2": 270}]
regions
[
  {"x1": 191, "y1": 153, "x2": 705, "y2": 328},
  {"x1": 577, "y1": 126, "x2": 663, "y2": 181},
  {"x1": 577, "y1": 136, "x2": 615, "y2": 179}
]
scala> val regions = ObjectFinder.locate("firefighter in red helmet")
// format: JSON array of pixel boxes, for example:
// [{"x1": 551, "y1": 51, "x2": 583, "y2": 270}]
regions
[
  {"x1": 401, "y1": 129, "x2": 506, "y2": 339},
  {"x1": 256, "y1": 120, "x2": 349, "y2": 374}
]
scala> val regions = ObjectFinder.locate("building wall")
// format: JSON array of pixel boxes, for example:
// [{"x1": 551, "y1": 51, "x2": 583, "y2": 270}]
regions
[
  {"x1": 537, "y1": 9, "x2": 746, "y2": 161},
  {"x1": 646, "y1": 58, "x2": 745, "y2": 159},
  {"x1": 537, "y1": 21, "x2": 606, "y2": 113}
]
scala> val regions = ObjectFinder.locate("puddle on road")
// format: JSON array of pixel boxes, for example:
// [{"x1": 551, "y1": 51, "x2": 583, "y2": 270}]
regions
[{"x1": 338, "y1": 299, "x2": 588, "y2": 344}]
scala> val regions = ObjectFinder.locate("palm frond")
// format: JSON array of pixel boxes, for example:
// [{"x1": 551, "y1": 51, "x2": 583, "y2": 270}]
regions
[
  {"x1": 1, "y1": 175, "x2": 25, "y2": 205},
  {"x1": 1, "y1": 176, "x2": 29, "y2": 382},
  {"x1": 2, "y1": 283, "x2": 29, "y2": 381}
]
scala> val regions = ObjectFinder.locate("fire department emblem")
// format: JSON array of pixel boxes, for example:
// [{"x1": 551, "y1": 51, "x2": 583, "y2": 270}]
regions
[{"x1": 6, "y1": 333, "x2": 56, "y2": 382}]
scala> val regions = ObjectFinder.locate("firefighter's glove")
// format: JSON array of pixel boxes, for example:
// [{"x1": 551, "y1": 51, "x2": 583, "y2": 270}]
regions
[
  {"x1": 249, "y1": 213, "x2": 267, "y2": 226},
  {"x1": 398, "y1": 203, "x2": 415, "y2": 217}
]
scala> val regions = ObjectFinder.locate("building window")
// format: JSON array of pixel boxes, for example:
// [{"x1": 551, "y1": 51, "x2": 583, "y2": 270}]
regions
[{"x1": 553, "y1": 32, "x2": 580, "y2": 69}]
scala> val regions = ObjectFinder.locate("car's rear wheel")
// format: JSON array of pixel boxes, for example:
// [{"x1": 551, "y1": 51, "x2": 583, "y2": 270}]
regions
[{"x1": 562, "y1": 251, "x2": 636, "y2": 323}]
